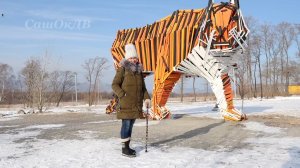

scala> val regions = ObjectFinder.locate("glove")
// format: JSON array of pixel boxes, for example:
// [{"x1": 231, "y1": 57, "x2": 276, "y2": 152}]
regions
[{"x1": 144, "y1": 99, "x2": 151, "y2": 108}]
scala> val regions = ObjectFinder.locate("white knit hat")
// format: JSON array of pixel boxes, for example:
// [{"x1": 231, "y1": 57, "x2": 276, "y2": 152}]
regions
[{"x1": 125, "y1": 43, "x2": 138, "y2": 59}]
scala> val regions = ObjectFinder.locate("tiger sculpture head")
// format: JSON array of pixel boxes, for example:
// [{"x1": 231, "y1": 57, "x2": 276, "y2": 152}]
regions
[{"x1": 199, "y1": 0, "x2": 249, "y2": 53}]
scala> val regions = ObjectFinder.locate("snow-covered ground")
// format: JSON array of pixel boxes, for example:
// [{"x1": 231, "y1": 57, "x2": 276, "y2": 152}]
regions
[
  {"x1": 1, "y1": 96, "x2": 300, "y2": 168},
  {"x1": 168, "y1": 96, "x2": 300, "y2": 119},
  {"x1": 1, "y1": 96, "x2": 300, "y2": 119}
]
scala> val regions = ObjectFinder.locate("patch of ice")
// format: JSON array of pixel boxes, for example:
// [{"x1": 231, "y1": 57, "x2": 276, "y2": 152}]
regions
[
  {"x1": 134, "y1": 120, "x2": 160, "y2": 127},
  {"x1": 243, "y1": 121, "x2": 284, "y2": 134},
  {"x1": 76, "y1": 130, "x2": 99, "y2": 139},
  {"x1": 0, "y1": 130, "x2": 41, "y2": 145},
  {"x1": 0, "y1": 115, "x2": 21, "y2": 121},
  {"x1": 85, "y1": 120, "x2": 119, "y2": 124},
  {"x1": 0, "y1": 125, "x2": 19, "y2": 128},
  {"x1": 24, "y1": 124, "x2": 65, "y2": 130}
]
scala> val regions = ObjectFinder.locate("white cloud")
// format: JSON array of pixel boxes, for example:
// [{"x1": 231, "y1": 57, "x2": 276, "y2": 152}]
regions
[
  {"x1": 25, "y1": 9, "x2": 115, "y2": 22},
  {"x1": 0, "y1": 25, "x2": 113, "y2": 41}
]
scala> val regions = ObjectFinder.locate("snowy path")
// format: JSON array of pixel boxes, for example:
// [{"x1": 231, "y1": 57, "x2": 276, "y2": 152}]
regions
[{"x1": 0, "y1": 96, "x2": 300, "y2": 168}]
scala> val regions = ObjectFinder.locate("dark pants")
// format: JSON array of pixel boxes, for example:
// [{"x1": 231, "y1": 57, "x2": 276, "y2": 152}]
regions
[{"x1": 121, "y1": 119, "x2": 136, "y2": 140}]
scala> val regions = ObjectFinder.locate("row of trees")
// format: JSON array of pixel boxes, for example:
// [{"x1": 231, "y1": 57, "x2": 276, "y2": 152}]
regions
[
  {"x1": 0, "y1": 56, "x2": 108, "y2": 112},
  {"x1": 235, "y1": 19, "x2": 300, "y2": 99}
]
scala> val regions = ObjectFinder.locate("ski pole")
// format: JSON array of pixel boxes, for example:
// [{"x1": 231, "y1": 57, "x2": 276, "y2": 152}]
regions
[{"x1": 145, "y1": 106, "x2": 149, "y2": 152}]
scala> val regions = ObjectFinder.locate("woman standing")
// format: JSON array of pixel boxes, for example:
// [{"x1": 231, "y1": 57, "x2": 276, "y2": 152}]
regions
[{"x1": 112, "y1": 43, "x2": 151, "y2": 157}]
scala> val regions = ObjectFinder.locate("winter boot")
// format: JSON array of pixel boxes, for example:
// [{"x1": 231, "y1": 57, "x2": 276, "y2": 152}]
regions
[
  {"x1": 128, "y1": 140, "x2": 136, "y2": 155},
  {"x1": 122, "y1": 141, "x2": 136, "y2": 157}
]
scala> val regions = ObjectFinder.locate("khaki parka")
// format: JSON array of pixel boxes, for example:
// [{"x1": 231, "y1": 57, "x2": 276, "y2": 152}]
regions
[{"x1": 112, "y1": 60, "x2": 150, "y2": 119}]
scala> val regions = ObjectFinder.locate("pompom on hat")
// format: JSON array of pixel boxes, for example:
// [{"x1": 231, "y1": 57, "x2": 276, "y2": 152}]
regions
[{"x1": 125, "y1": 43, "x2": 138, "y2": 59}]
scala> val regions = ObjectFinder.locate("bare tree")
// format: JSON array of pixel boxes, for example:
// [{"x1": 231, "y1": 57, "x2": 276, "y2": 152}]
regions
[
  {"x1": 21, "y1": 58, "x2": 40, "y2": 108},
  {"x1": 294, "y1": 24, "x2": 300, "y2": 58},
  {"x1": 180, "y1": 75, "x2": 184, "y2": 102},
  {"x1": 244, "y1": 16, "x2": 262, "y2": 98},
  {"x1": 236, "y1": 54, "x2": 249, "y2": 100},
  {"x1": 21, "y1": 56, "x2": 50, "y2": 112},
  {"x1": 250, "y1": 35, "x2": 263, "y2": 99},
  {"x1": 0, "y1": 63, "x2": 14, "y2": 103},
  {"x1": 5, "y1": 75, "x2": 17, "y2": 104},
  {"x1": 277, "y1": 22, "x2": 296, "y2": 95},
  {"x1": 204, "y1": 79, "x2": 209, "y2": 101},
  {"x1": 16, "y1": 74, "x2": 27, "y2": 107},
  {"x1": 260, "y1": 23, "x2": 274, "y2": 97},
  {"x1": 192, "y1": 76, "x2": 196, "y2": 102},
  {"x1": 49, "y1": 71, "x2": 74, "y2": 106},
  {"x1": 289, "y1": 61, "x2": 300, "y2": 85},
  {"x1": 82, "y1": 57, "x2": 108, "y2": 106},
  {"x1": 268, "y1": 31, "x2": 283, "y2": 96}
]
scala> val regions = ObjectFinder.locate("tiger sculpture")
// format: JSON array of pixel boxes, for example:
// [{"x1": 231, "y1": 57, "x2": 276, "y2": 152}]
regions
[{"x1": 108, "y1": 0, "x2": 249, "y2": 121}]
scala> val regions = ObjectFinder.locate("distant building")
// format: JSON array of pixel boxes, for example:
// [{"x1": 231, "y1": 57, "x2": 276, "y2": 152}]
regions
[{"x1": 288, "y1": 85, "x2": 300, "y2": 95}]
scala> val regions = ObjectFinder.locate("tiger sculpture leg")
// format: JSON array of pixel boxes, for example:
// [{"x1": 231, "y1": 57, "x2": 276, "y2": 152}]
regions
[{"x1": 151, "y1": 72, "x2": 181, "y2": 120}]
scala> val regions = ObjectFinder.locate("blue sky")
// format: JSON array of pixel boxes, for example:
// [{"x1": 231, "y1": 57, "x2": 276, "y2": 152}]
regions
[{"x1": 0, "y1": 0, "x2": 299, "y2": 91}]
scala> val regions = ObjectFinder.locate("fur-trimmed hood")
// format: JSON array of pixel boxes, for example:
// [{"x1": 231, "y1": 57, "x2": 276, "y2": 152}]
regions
[{"x1": 120, "y1": 59, "x2": 143, "y2": 73}]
